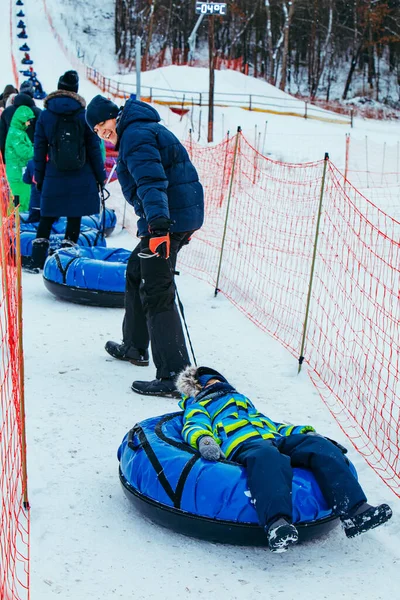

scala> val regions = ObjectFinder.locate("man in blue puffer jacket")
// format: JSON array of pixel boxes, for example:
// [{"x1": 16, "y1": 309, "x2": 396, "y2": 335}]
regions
[
  {"x1": 176, "y1": 366, "x2": 393, "y2": 552},
  {"x1": 86, "y1": 94, "x2": 204, "y2": 398}
]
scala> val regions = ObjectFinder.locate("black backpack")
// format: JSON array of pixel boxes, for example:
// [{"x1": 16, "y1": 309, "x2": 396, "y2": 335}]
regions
[{"x1": 50, "y1": 108, "x2": 86, "y2": 171}]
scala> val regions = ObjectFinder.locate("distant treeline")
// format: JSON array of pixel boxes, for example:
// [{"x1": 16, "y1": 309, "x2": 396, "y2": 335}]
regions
[{"x1": 115, "y1": 0, "x2": 400, "y2": 101}]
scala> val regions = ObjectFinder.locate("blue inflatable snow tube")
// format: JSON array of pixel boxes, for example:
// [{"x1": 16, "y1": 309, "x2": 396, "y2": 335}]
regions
[
  {"x1": 20, "y1": 208, "x2": 117, "y2": 237},
  {"x1": 20, "y1": 226, "x2": 105, "y2": 265},
  {"x1": 43, "y1": 246, "x2": 130, "y2": 307},
  {"x1": 118, "y1": 412, "x2": 356, "y2": 545}
]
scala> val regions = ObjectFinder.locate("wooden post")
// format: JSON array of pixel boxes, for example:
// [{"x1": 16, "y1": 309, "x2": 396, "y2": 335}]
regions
[
  {"x1": 344, "y1": 133, "x2": 350, "y2": 189},
  {"x1": 298, "y1": 154, "x2": 329, "y2": 373},
  {"x1": 208, "y1": 16, "x2": 215, "y2": 143},
  {"x1": 215, "y1": 127, "x2": 241, "y2": 296},
  {"x1": 14, "y1": 203, "x2": 29, "y2": 508}
]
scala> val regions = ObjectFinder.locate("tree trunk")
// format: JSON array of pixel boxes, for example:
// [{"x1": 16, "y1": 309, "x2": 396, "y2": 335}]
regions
[{"x1": 280, "y1": 1, "x2": 296, "y2": 91}]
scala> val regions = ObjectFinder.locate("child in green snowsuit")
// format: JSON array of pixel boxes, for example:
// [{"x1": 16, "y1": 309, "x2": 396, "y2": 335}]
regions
[{"x1": 5, "y1": 105, "x2": 35, "y2": 211}]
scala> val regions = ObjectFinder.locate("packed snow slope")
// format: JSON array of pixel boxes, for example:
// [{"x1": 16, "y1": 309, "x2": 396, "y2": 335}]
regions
[{"x1": 2, "y1": 0, "x2": 400, "y2": 599}]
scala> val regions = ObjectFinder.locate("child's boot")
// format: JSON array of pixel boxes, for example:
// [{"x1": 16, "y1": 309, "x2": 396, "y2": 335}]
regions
[
  {"x1": 341, "y1": 502, "x2": 392, "y2": 538},
  {"x1": 265, "y1": 518, "x2": 299, "y2": 553}
]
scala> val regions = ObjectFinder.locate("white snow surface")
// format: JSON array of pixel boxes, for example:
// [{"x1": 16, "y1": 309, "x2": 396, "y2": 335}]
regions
[{"x1": 1, "y1": 1, "x2": 400, "y2": 598}]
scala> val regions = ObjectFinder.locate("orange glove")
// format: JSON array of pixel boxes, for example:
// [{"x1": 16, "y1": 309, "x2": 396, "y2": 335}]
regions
[{"x1": 149, "y1": 233, "x2": 170, "y2": 259}]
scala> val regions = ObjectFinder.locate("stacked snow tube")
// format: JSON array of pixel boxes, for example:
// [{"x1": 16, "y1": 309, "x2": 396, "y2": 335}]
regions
[
  {"x1": 20, "y1": 208, "x2": 117, "y2": 237},
  {"x1": 43, "y1": 246, "x2": 130, "y2": 307},
  {"x1": 20, "y1": 226, "x2": 106, "y2": 266},
  {"x1": 118, "y1": 412, "x2": 356, "y2": 545}
]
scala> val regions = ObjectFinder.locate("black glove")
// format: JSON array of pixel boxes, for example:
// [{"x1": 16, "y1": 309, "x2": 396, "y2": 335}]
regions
[
  {"x1": 148, "y1": 217, "x2": 173, "y2": 260},
  {"x1": 36, "y1": 182, "x2": 42, "y2": 192}
]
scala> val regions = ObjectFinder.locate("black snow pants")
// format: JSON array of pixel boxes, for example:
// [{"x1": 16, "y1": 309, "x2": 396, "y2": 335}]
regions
[
  {"x1": 233, "y1": 434, "x2": 367, "y2": 529},
  {"x1": 122, "y1": 232, "x2": 193, "y2": 379}
]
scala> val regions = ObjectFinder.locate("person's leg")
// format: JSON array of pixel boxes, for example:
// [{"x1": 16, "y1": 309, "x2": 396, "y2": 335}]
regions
[
  {"x1": 105, "y1": 240, "x2": 150, "y2": 364},
  {"x1": 234, "y1": 439, "x2": 293, "y2": 528},
  {"x1": 36, "y1": 216, "x2": 56, "y2": 240},
  {"x1": 139, "y1": 233, "x2": 190, "y2": 380},
  {"x1": 122, "y1": 240, "x2": 150, "y2": 352},
  {"x1": 26, "y1": 216, "x2": 56, "y2": 271},
  {"x1": 64, "y1": 216, "x2": 82, "y2": 244},
  {"x1": 277, "y1": 434, "x2": 367, "y2": 515}
]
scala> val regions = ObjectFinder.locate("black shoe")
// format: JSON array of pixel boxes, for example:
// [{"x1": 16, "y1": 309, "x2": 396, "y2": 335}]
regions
[
  {"x1": 265, "y1": 518, "x2": 299, "y2": 553},
  {"x1": 341, "y1": 503, "x2": 392, "y2": 538},
  {"x1": 22, "y1": 262, "x2": 40, "y2": 274},
  {"x1": 105, "y1": 341, "x2": 149, "y2": 366},
  {"x1": 131, "y1": 378, "x2": 181, "y2": 398}
]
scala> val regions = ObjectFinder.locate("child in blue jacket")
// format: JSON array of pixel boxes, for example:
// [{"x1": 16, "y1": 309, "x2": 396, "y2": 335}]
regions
[
  {"x1": 22, "y1": 158, "x2": 41, "y2": 222},
  {"x1": 176, "y1": 366, "x2": 392, "y2": 552}
]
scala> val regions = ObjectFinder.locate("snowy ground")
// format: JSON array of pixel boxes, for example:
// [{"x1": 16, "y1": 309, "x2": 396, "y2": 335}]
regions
[
  {"x1": 1, "y1": 0, "x2": 400, "y2": 598},
  {"x1": 23, "y1": 229, "x2": 400, "y2": 600}
]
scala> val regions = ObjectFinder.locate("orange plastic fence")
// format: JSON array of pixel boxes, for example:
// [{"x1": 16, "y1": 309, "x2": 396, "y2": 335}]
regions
[
  {"x1": 179, "y1": 132, "x2": 400, "y2": 496},
  {"x1": 0, "y1": 159, "x2": 30, "y2": 598}
]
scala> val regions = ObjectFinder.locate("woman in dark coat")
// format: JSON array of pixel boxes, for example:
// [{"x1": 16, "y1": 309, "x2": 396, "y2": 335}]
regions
[
  {"x1": 86, "y1": 94, "x2": 204, "y2": 397},
  {"x1": 25, "y1": 71, "x2": 106, "y2": 273}
]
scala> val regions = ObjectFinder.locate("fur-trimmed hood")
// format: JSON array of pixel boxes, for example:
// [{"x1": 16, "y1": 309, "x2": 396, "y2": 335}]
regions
[
  {"x1": 44, "y1": 90, "x2": 86, "y2": 115},
  {"x1": 176, "y1": 366, "x2": 228, "y2": 398},
  {"x1": 176, "y1": 366, "x2": 202, "y2": 398}
]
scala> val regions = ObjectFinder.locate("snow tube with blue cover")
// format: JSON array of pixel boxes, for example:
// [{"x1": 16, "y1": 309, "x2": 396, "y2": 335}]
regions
[
  {"x1": 43, "y1": 246, "x2": 130, "y2": 307},
  {"x1": 118, "y1": 412, "x2": 356, "y2": 545},
  {"x1": 20, "y1": 208, "x2": 117, "y2": 237},
  {"x1": 20, "y1": 226, "x2": 105, "y2": 266}
]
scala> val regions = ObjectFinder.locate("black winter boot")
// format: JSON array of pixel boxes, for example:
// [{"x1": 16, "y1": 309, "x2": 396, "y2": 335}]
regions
[
  {"x1": 105, "y1": 341, "x2": 149, "y2": 366},
  {"x1": 131, "y1": 378, "x2": 180, "y2": 398},
  {"x1": 23, "y1": 238, "x2": 49, "y2": 274},
  {"x1": 341, "y1": 502, "x2": 392, "y2": 538},
  {"x1": 265, "y1": 518, "x2": 299, "y2": 553}
]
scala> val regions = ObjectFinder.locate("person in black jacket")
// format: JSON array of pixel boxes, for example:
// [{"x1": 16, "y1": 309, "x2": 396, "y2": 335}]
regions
[
  {"x1": 0, "y1": 81, "x2": 41, "y2": 161},
  {"x1": 24, "y1": 71, "x2": 106, "y2": 273},
  {"x1": 86, "y1": 94, "x2": 204, "y2": 398},
  {"x1": 0, "y1": 84, "x2": 18, "y2": 109}
]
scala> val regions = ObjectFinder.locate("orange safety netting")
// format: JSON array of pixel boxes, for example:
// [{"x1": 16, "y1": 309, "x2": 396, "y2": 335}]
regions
[
  {"x1": 177, "y1": 132, "x2": 400, "y2": 496},
  {"x1": 0, "y1": 158, "x2": 30, "y2": 600}
]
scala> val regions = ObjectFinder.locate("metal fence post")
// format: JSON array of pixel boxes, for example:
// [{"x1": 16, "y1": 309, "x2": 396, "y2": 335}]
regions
[
  {"x1": 298, "y1": 153, "x2": 329, "y2": 373},
  {"x1": 215, "y1": 127, "x2": 241, "y2": 297}
]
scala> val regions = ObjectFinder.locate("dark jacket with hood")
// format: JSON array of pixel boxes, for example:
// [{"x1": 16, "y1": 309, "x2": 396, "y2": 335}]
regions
[
  {"x1": 0, "y1": 93, "x2": 41, "y2": 160},
  {"x1": 116, "y1": 98, "x2": 204, "y2": 237},
  {"x1": 34, "y1": 90, "x2": 106, "y2": 217}
]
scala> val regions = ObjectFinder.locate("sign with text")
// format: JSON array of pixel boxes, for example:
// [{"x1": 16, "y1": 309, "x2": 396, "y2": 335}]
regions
[{"x1": 195, "y1": 2, "x2": 227, "y2": 15}]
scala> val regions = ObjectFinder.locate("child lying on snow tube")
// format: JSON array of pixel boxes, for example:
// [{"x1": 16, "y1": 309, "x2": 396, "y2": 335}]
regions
[{"x1": 175, "y1": 365, "x2": 393, "y2": 553}]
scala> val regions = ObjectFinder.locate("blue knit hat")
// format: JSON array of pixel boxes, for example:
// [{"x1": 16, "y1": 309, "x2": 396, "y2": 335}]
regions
[
  {"x1": 197, "y1": 367, "x2": 227, "y2": 388},
  {"x1": 86, "y1": 95, "x2": 120, "y2": 131}
]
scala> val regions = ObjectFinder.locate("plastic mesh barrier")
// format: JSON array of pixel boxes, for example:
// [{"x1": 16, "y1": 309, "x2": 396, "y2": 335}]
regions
[
  {"x1": 0, "y1": 158, "x2": 30, "y2": 600},
  {"x1": 180, "y1": 133, "x2": 400, "y2": 496}
]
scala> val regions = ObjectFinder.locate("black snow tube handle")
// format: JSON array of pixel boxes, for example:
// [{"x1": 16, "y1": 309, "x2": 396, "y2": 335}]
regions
[{"x1": 127, "y1": 424, "x2": 143, "y2": 452}]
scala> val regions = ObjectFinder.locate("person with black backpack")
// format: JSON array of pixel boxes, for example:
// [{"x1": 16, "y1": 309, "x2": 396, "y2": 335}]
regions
[{"x1": 25, "y1": 71, "x2": 106, "y2": 273}]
